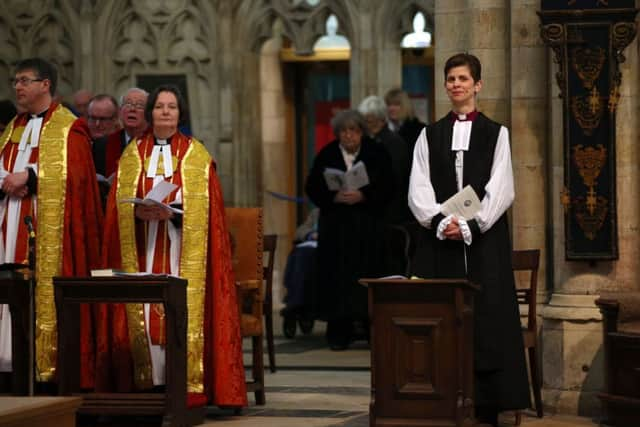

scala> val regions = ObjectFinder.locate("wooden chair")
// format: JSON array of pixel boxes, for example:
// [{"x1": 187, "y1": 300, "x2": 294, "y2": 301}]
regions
[
  {"x1": 512, "y1": 249, "x2": 543, "y2": 425},
  {"x1": 262, "y1": 234, "x2": 277, "y2": 373},
  {"x1": 225, "y1": 207, "x2": 266, "y2": 405}
]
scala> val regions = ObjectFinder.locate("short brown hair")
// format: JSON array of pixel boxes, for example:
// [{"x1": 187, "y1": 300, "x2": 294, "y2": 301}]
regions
[{"x1": 444, "y1": 53, "x2": 482, "y2": 83}]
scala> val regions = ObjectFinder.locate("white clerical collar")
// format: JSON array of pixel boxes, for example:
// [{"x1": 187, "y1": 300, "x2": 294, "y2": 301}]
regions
[
  {"x1": 147, "y1": 140, "x2": 173, "y2": 178},
  {"x1": 18, "y1": 116, "x2": 43, "y2": 151}
]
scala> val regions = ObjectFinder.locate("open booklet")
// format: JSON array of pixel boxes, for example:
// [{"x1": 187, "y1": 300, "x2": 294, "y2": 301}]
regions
[
  {"x1": 119, "y1": 180, "x2": 184, "y2": 214},
  {"x1": 323, "y1": 161, "x2": 370, "y2": 191},
  {"x1": 440, "y1": 185, "x2": 482, "y2": 221}
]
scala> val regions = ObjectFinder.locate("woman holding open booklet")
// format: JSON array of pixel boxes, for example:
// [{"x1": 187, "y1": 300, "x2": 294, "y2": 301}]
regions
[
  {"x1": 96, "y1": 84, "x2": 247, "y2": 408},
  {"x1": 408, "y1": 53, "x2": 530, "y2": 426},
  {"x1": 305, "y1": 109, "x2": 393, "y2": 350}
]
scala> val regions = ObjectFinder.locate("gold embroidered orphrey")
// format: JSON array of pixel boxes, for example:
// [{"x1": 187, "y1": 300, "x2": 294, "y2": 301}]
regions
[
  {"x1": 0, "y1": 105, "x2": 73, "y2": 381},
  {"x1": 117, "y1": 136, "x2": 210, "y2": 393}
]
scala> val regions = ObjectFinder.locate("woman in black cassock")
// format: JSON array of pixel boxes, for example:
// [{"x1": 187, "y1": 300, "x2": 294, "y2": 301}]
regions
[
  {"x1": 408, "y1": 53, "x2": 530, "y2": 426},
  {"x1": 305, "y1": 109, "x2": 393, "y2": 350}
]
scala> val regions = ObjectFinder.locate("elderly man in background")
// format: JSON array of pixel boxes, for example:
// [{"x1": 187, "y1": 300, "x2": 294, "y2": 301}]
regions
[{"x1": 95, "y1": 88, "x2": 149, "y2": 179}]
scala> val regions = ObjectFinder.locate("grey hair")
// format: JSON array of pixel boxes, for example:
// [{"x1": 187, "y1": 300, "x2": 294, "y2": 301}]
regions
[
  {"x1": 331, "y1": 109, "x2": 367, "y2": 136},
  {"x1": 119, "y1": 87, "x2": 149, "y2": 106},
  {"x1": 357, "y1": 95, "x2": 387, "y2": 120}
]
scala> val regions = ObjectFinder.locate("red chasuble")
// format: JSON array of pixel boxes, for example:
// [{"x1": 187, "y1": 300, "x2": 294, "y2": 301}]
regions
[
  {"x1": 0, "y1": 103, "x2": 103, "y2": 387},
  {"x1": 97, "y1": 131, "x2": 247, "y2": 407}
]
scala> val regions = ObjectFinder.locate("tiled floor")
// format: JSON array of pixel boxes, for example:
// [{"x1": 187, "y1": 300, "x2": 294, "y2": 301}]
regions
[
  {"x1": 77, "y1": 317, "x2": 600, "y2": 427},
  {"x1": 194, "y1": 319, "x2": 599, "y2": 427}
]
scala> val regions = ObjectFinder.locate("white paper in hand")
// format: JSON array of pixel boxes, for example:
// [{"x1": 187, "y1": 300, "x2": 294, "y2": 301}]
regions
[
  {"x1": 440, "y1": 185, "x2": 481, "y2": 220},
  {"x1": 344, "y1": 161, "x2": 369, "y2": 190},
  {"x1": 119, "y1": 181, "x2": 182, "y2": 214},
  {"x1": 145, "y1": 181, "x2": 178, "y2": 202}
]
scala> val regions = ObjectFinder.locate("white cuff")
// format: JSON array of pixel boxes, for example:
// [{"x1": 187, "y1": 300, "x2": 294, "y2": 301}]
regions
[
  {"x1": 458, "y1": 218, "x2": 473, "y2": 245},
  {"x1": 436, "y1": 214, "x2": 454, "y2": 240}
]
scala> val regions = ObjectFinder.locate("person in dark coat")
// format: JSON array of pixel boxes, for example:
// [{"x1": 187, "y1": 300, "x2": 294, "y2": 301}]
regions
[
  {"x1": 384, "y1": 87, "x2": 425, "y2": 159},
  {"x1": 305, "y1": 109, "x2": 393, "y2": 350},
  {"x1": 408, "y1": 53, "x2": 530, "y2": 426},
  {"x1": 358, "y1": 95, "x2": 414, "y2": 275}
]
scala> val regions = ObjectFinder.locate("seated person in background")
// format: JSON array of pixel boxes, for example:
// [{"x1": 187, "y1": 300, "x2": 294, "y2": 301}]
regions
[
  {"x1": 305, "y1": 109, "x2": 393, "y2": 350},
  {"x1": 97, "y1": 84, "x2": 247, "y2": 408},
  {"x1": 282, "y1": 208, "x2": 319, "y2": 323}
]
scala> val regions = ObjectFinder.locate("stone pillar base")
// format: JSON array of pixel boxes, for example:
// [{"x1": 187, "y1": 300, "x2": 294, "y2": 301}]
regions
[{"x1": 541, "y1": 293, "x2": 604, "y2": 417}]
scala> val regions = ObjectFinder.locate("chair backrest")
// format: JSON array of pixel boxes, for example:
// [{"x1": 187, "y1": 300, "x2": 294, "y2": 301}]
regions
[
  {"x1": 225, "y1": 207, "x2": 263, "y2": 283},
  {"x1": 512, "y1": 249, "x2": 540, "y2": 333},
  {"x1": 225, "y1": 207, "x2": 264, "y2": 336},
  {"x1": 262, "y1": 234, "x2": 277, "y2": 306}
]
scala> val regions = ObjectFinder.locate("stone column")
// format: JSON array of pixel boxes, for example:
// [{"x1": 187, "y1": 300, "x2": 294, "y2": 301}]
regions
[
  {"x1": 468, "y1": 0, "x2": 510, "y2": 125},
  {"x1": 541, "y1": 17, "x2": 640, "y2": 417},
  {"x1": 260, "y1": 37, "x2": 292, "y2": 306},
  {"x1": 349, "y1": 7, "x2": 376, "y2": 106},
  {"x1": 433, "y1": 0, "x2": 470, "y2": 118},
  {"x1": 509, "y1": 0, "x2": 548, "y2": 297}
]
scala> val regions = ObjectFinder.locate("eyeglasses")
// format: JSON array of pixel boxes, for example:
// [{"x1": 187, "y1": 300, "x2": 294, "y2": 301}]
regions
[
  {"x1": 122, "y1": 102, "x2": 146, "y2": 110},
  {"x1": 88, "y1": 115, "x2": 117, "y2": 124},
  {"x1": 10, "y1": 77, "x2": 45, "y2": 87}
]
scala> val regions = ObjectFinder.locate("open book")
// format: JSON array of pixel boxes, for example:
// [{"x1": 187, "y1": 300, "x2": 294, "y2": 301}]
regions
[
  {"x1": 119, "y1": 180, "x2": 184, "y2": 214},
  {"x1": 440, "y1": 185, "x2": 481, "y2": 221},
  {"x1": 323, "y1": 161, "x2": 370, "y2": 191}
]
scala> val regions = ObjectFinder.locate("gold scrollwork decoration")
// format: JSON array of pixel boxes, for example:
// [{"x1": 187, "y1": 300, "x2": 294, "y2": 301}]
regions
[
  {"x1": 573, "y1": 144, "x2": 606, "y2": 187},
  {"x1": 570, "y1": 87, "x2": 604, "y2": 136},
  {"x1": 541, "y1": 23, "x2": 566, "y2": 99},
  {"x1": 571, "y1": 46, "x2": 605, "y2": 90},
  {"x1": 612, "y1": 22, "x2": 637, "y2": 62}
]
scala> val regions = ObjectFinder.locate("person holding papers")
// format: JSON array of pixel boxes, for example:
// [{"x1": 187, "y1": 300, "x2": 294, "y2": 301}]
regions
[
  {"x1": 408, "y1": 53, "x2": 529, "y2": 426},
  {"x1": 0, "y1": 58, "x2": 102, "y2": 389},
  {"x1": 98, "y1": 84, "x2": 247, "y2": 408},
  {"x1": 305, "y1": 109, "x2": 393, "y2": 350}
]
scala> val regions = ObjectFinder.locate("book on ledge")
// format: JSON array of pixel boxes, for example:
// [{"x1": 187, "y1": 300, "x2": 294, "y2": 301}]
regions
[
  {"x1": 90, "y1": 269, "x2": 177, "y2": 278},
  {"x1": 119, "y1": 180, "x2": 184, "y2": 214},
  {"x1": 323, "y1": 161, "x2": 370, "y2": 191}
]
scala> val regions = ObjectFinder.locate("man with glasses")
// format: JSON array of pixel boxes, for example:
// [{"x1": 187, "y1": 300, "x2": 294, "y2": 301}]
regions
[
  {"x1": 101, "y1": 88, "x2": 148, "y2": 179},
  {"x1": 87, "y1": 94, "x2": 120, "y2": 140},
  {"x1": 0, "y1": 57, "x2": 103, "y2": 390}
]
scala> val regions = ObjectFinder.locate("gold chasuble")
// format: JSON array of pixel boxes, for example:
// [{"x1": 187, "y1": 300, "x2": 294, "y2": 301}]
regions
[{"x1": 116, "y1": 137, "x2": 209, "y2": 392}]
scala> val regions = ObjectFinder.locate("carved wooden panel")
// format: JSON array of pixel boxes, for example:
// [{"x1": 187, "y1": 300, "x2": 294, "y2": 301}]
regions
[{"x1": 391, "y1": 316, "x2": 442, "y2": 399}]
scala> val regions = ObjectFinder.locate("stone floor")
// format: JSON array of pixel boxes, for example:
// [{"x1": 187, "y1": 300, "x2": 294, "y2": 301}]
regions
[
  {"x1": 80, "y1": 317, "x2": 601, "y2": 427},
  {"x1": 198, "y1": 321, "x2": 599, "y2": 427}
]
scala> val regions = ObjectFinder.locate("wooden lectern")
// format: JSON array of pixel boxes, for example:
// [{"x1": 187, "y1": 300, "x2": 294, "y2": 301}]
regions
[
  {"x1": 0, "y1": 269, "x2": 34, "y2": 396},
  {"x1": 54, "y1": 276, "x2": 204, "y2": 427},
  {"x1": 359, "y1": 278, "x2": 479, "y2": 427}
]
